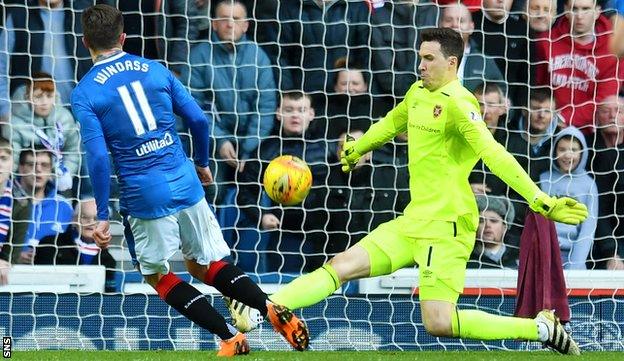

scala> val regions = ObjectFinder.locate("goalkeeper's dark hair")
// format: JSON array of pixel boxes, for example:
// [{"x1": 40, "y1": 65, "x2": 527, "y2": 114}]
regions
[
  {"x1": 279, "y1": 91, "x2": 313, "y2": 108},
  {"x1": 529, "y1": 87, "x2": 553, "y2": 104},
  {"x1": 420, "y1": 28, "x2": 464, "y2": 65},
  {"x1": 81, "y1": 4, "x2": 124, "y2": 51}
]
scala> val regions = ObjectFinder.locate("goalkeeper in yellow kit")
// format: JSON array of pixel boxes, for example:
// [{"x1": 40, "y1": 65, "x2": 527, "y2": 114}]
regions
[{"x1": 254, "y1": 28, "x2": 588, "y2": 355}]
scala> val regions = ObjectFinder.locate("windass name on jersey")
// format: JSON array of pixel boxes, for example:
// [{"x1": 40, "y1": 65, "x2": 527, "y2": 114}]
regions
[
  {"x1": 136, "y1": 132, "x2": 174, "y2": 157},
  {"x1": 94, "y1": 60, "x2": 150, "y2": 85}
]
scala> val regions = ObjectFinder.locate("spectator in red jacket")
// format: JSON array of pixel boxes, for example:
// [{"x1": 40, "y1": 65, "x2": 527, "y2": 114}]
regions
[{"x1": 534, "y1": 0, "x2": 624, "y2": 134}]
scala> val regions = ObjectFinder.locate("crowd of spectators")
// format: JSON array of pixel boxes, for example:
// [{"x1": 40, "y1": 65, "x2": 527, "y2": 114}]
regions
[{"x1": 0, "y1": 0, "x2": 623, "y2": 284}]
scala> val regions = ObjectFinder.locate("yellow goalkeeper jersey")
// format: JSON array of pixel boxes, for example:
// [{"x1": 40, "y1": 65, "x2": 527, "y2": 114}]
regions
[{"x1": 353, "y1": 79, "x2": 540, "y2": 234}]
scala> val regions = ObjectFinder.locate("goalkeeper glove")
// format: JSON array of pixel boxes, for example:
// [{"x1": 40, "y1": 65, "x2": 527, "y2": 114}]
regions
[
  {"x1": 340, "y1": 134, "x2": 363, "y2": 173},
  {"x1": 530, "y1": 192, "x2": 589, "y2": 225}
]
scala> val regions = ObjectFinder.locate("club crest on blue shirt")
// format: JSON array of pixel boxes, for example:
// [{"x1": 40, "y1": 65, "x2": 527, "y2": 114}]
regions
[{"x1": 433, "y1": 105, "x2": 443, "y2": 118}]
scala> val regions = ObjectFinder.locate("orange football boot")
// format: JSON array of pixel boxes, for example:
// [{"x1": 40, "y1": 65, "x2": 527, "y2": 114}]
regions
[
  {"x1": 217, "y1": 332, "x2": 250, "y2": 357},
  {"x1": 267, "y1": 303, "x2": 309, "y2": 351}
]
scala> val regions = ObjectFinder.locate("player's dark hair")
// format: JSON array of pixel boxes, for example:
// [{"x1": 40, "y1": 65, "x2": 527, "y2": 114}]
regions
[
  {"x1": 529, "y1": 87, "x2": 553, "y2": 104},
  {"x1": 279, "y1": 91, "x2": 313, "y2": 108},
  {"x1": 81, "y1": 4, "x2": 124, "y2": 51},
  {"x1": 18, "y1": 145, "x2": 52, "y2": 166},
  {"x1": 420, "y1": 27, "x2": 464, "y2": 65}
]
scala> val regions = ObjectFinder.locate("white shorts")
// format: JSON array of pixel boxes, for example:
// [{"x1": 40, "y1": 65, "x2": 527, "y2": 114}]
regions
[{"x1": 128, "y1": 199, "x2": 230, "y2": 275}]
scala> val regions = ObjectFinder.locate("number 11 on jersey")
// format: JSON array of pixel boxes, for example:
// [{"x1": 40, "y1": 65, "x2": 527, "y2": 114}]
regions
[{"x1": 117, "y1": 80, "x2": 157, "y2": 136}]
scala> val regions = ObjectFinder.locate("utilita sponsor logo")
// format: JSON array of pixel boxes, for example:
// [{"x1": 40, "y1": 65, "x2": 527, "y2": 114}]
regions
[{"x1": 135, "y1": 132, "x2": 174, "y2": 157}]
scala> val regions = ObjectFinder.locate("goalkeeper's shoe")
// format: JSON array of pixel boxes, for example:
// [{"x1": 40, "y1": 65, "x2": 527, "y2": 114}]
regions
[
  {"x1": 267, "y1": 303, "x2": 309, "y2": 351},
  {"x1": 217, "y1": 332, "x2": 250, "y2": 357},
  {"x1": 535, "y1": 310, "x2": 581, "y2": 355},
  {"x1": 224, "y1": 296, "x2": 263, "y2": 333}
]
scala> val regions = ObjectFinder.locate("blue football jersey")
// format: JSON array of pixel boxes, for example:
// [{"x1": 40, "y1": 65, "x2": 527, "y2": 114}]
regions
[{"x1": 72, "y1": 52, "x2": 205, "y2": 219}]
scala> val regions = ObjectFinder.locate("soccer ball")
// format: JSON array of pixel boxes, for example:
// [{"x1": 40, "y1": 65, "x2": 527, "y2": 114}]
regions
[{"x1": 263, "y1": 155, "x2": 312, "y2": 205}]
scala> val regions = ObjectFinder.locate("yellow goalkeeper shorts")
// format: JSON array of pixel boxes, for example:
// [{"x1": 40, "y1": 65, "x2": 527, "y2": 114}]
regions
[{"x1": 357, "y1": 215, "x2": 476, "y2": 304}]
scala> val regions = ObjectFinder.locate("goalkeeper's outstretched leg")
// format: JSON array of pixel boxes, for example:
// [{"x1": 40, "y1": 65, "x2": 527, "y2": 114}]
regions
[
  {"x1": 270, "y1": 244, "x2": 372, "y2": 310},
  {"x1": 261, "y1": 215, "x2": 582, "y2": 355},
  {"x1": 421, "y1": 300, "x2": 580, "y2": 355}
]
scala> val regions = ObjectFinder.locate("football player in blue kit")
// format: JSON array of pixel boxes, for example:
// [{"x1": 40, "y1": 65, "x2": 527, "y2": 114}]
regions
[{"x1": 71, "y1": 4, "x2": 308, "y2": 356}]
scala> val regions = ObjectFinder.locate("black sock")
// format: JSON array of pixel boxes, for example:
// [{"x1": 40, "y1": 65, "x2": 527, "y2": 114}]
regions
[
  {"x1": 163, "y1": 280, "x2": 235, "y2": 340},
  {"x1": 207, "y1": 262, "x2": 269, "y2": 316}
]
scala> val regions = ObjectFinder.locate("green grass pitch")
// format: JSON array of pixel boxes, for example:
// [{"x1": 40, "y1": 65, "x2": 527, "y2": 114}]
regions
[{"x1": 8, "y1": 351, "x2": 621, "y2": 360}]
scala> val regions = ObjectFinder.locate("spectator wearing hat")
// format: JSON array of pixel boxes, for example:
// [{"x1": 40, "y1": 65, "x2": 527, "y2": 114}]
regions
[{"x1": 468, "y1": 195, "x2": 520, "y2": 269}]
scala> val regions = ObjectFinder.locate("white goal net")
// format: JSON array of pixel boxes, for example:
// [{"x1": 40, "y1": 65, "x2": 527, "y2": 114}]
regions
[{"x1": 0, "y1": 0, "x2": 622, "y2": 352}]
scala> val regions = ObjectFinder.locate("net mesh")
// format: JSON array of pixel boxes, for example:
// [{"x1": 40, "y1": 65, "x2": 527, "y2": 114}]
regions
[{"x1": 0, "y1": 0, "x2": 622, "y2": 352}]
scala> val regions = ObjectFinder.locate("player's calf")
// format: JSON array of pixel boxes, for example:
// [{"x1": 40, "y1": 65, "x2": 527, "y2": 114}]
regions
[
  {"x1": 200, "y1": 260, "x2": 269, "y2": 316},
  {"x1": 153, "y1": 272, "x2": 238, "y2": 342}
]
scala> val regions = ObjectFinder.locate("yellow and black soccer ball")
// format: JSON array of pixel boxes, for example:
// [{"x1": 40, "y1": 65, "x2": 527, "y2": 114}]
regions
[{"x1": 262, "y1": 155, "x2": 312, "y2": 206}]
